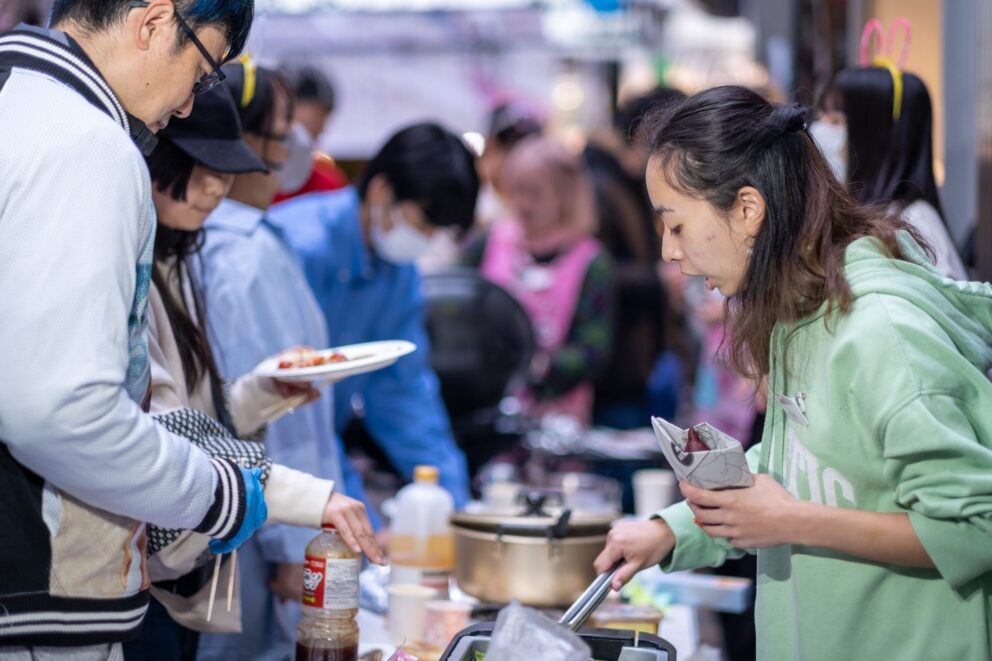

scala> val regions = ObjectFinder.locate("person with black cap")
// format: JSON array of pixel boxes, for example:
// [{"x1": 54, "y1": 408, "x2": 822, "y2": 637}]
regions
[{"x1": 122, "y1": 83, "x2": 381, "y2": 658}]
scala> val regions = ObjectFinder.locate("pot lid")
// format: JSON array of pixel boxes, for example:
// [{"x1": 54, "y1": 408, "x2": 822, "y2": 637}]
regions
[{"x1": 450, "y1": 492, "x2": 614, "y2": 538}]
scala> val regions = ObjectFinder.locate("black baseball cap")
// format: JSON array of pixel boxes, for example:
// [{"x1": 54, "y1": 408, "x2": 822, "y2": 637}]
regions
[{"x1": 159, "y1": 85, "x2": 268, "y2": 175}]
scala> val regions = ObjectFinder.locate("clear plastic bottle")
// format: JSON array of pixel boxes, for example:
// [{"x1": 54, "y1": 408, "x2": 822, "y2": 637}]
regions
[
  {"x1": 389, "y1": 465, "x2": 455, "y2": 596},
  {"x1": 296, "y1": 525, "x2": 360, "y2": 661}
]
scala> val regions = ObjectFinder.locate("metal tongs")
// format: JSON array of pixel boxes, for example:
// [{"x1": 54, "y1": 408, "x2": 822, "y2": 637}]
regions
[{"x1": 557, "y1": 560, "x2": 623, "y2": 631}]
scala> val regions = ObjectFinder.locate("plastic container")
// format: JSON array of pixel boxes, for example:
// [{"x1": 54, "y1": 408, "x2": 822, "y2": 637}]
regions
[
  {"x1": 588, "y1": 603, "x2": 663, "y2": 635},
  {"x1": 439, "y1": 624, "x2": 676, "y2": 661},
  {"x1": 296, "y1": 525, "x2": 361, "y2": 661},
  {"x1": 631, "y1": 567, "x2": 752, "y2": 614},
  {"x1": 390, "y1": 465, "x2": 455, "y2": 596}
]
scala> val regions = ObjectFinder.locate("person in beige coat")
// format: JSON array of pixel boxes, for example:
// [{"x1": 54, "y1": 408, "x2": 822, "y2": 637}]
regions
[{"x1": 122, "y1": 84, "x2": 382, "y2": 658}]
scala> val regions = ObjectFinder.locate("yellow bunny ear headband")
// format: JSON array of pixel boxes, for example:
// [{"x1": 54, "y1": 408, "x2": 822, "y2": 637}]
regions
[
  {"x1": 237, "y1": 54, "x2": 257, "y2": 109},
  {"x1": 859, "y1": 17, "x2": 911, "y2": 121}
]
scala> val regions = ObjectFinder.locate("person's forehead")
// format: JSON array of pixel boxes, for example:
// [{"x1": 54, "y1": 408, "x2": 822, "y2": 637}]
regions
[
  {"x1": 509, "y1": 161, "x2": 554, "y2": 187},
  {"x1": 644, "y1": 160, "x2": 670, "y2": 192}
]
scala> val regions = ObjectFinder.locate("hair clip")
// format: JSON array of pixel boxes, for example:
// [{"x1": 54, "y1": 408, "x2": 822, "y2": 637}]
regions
[
  {"x1": 238, "y1": 54, "x2": 257, "y2": 109},
  {"x1": 873, "y1": 58, "x2": 904, "y2": 121}
]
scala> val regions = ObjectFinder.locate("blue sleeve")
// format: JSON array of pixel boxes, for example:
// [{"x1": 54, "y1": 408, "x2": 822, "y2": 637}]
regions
[
  {"x1": 337, "y1": 445, "x2": 382, "y2": 530},
  {"x1": 200, "y1": 255, "x2": 341, "y2": 562},
  {"x1": 360, "y1": 270, "x2": 470, "y2": 508}
]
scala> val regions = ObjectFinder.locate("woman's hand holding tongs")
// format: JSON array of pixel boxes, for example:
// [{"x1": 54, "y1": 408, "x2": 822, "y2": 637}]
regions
[{"x1": 594, "y1": 518, "x2": 676, "y2": 591}]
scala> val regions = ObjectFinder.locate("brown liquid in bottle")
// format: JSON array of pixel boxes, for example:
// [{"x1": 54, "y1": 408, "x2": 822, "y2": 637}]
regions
[
  {"x1": 296, "y1": 526, "x2": 361, "y2": 661},
  {"x1": 294, "y1": 642, "x2": 359, "y2": 661}
]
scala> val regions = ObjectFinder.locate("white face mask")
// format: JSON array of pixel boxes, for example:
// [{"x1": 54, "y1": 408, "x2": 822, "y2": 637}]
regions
[
  {"x1": 808, "y1": 120, "x2": 847, "y2": 182},
  {"x1": 278, "y1": 123, "x2": 315, "y2": 193},
  {"x1": 371, "y1": 206, "x2": 434, "y2": 264}
]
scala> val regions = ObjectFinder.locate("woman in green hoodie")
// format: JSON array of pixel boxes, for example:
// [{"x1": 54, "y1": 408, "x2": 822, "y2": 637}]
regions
[{"x1": 595, "y1": 85, "x2": 992, "y2": 660}]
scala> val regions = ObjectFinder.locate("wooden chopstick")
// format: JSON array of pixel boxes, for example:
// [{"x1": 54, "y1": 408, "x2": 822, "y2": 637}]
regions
[{"x1": 206, "y1": 553, "x2": 222, "y2": 622}]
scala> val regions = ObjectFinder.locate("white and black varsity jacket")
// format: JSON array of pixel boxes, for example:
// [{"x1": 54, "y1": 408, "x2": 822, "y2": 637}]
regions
[{"x1": 0, "y1": 26, "x2": 250, "y2": 647}]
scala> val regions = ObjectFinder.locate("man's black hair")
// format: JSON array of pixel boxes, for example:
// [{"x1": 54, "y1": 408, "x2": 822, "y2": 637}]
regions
[
  {"x1": 280, "y1": 62, "x2": 335, "y2": 113},
  {"x1": 357, "y1": 122, "x2": 480, "y2": 233},
  {"x1": 50, "y1": 0, "x2": 253, "y2": 61}
]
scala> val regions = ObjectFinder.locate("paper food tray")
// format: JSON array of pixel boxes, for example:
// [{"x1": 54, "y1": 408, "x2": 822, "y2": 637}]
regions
[{"x1": 650, "y1": 417, "x2": 753, "y2": 490}]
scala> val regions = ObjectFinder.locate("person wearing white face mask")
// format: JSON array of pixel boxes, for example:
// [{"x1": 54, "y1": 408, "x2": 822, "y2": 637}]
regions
[
  {"x1": 273, "y1": 63, "x2": 351, "y2": 203},
  {"x1": 267, "y1": 122, "x2": 479, "y2": 511},
  {"x1": 808, "y1": 115, "x2": 847, "y2": 182},
  {"x1": 276, "y1": 122, "x2": 316, "y2": 194},
  {"x1": 814, "y1": 66, "x2": 966, "y2": 279},
  {"x1": 372, "y1": 205, "x2": 435, "y2": 264}
]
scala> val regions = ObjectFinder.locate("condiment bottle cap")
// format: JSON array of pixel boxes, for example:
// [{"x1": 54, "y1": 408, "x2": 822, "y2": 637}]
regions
[{"x1": 414, "y1": 465, "x2": 439, "y2": 483}]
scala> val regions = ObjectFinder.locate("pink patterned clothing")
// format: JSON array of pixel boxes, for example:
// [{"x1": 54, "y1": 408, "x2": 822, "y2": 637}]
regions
[{"x1": 481, "y1": 220, "x2": 604, "y2": 424}]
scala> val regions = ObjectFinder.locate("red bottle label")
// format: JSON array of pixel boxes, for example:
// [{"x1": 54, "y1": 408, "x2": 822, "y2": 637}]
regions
[{"x1": 302, "y1": 556, "x2": 326, "y2": 608}]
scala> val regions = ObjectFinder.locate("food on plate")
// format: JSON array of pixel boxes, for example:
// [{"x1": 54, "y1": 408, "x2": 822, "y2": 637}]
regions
[
  {"x1": 684, "y1": 427, "x2": 709, "y2": 453},
  {"x1": 277, "y1": 349, "x2": 348, "y2": 370}
]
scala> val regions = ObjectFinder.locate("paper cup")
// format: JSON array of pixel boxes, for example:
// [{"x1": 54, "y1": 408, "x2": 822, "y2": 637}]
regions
[
  {"x1": 633, "y1": 469, "x2": 678, "y2": 518},
  {"x1": 423, "y1": 600, "x2": 472, "y2": 650},
  {"x1": 387, "y1": 584, "x2": 438, "y2": 645},
  {"x1": 481, "y1": 481, "x2": 522, "y2": 511}
]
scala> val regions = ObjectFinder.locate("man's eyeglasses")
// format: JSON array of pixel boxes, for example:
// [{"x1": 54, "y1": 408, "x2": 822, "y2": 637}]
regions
[{"x1": 128, "y1": 0, "x2": 226, "y2": 95}]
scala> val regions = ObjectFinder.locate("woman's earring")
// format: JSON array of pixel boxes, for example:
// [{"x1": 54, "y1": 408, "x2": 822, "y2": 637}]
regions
[{"x1": 746, "y1": 247, "x2": 754, "y2": 257}]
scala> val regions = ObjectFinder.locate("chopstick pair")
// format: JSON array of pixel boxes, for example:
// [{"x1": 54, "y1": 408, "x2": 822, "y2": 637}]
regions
[
  {"x1": 258, "y1": 377, "x2": 335, "y2": 423},
  {"x1": 206, "y1": 550, "x2": 237, "y2": 622}
]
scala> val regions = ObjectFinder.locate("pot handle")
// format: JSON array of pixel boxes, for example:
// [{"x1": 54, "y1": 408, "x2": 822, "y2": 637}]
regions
[
  {"x1": 548, "y1": 508, "x2": 572, "y2": 540},
  {"x1": 519, "y1": 490, "x2": 564, "y2": 516},
  {"x1": 557, "y1": 560, "x2": 623, "y2": 632}
]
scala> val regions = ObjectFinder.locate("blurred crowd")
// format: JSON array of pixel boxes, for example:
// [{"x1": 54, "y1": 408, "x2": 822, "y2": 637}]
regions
[{"x1": 0, "y1": 4, "x2": 985, "y2": 661}]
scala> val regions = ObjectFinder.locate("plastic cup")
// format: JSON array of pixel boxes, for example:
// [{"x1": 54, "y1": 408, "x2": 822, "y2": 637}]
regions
[
  {"x1": 481, "y1": 481, "x2": 521, "y2": 511},
  {"x1": 387, "y1": 584, "x2": 438, "y2": 645},
  {"x1": 633, "y1": 469, "x2": 678, "y2": 519},
  {"x1": 423, "y1": 600, "x2": 473, "y2": 650}
]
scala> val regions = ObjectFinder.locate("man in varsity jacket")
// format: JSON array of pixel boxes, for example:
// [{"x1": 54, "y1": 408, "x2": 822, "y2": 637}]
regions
[{"x1": 0, "y1": 1, "x2": 266, "y2": 656}]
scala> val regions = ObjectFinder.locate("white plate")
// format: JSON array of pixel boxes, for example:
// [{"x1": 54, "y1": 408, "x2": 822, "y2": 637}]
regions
[{"x1": 255, "y1": 340, "x2": 417, "y2": 383}]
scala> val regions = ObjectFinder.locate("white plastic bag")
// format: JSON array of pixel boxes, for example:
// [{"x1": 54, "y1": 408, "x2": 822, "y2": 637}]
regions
[{"x1": 484, "y1": 602, "x2": 591, "y2": 661}]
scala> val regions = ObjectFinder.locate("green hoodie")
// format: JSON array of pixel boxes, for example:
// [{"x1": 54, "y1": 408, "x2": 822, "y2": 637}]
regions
[{"x1": 658, "y1": 233, "x2": 992, "y2": 660}]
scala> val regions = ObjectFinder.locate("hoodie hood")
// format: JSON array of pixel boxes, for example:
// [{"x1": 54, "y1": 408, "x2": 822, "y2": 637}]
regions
[{"x1": 843, "y1": 231, "x2": 992, "y2": 373}]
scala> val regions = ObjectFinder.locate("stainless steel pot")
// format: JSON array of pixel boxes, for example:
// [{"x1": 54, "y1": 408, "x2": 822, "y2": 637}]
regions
[{"x1": 450, "y1": 495, "x2": 615, "y2": 607}]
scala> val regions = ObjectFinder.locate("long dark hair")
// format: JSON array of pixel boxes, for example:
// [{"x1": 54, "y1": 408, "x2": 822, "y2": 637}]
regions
[
  {"x1": 146, "y1": 139, "x2": 226, "y2": 399},
  {"x1": 646, "y1": 85, "x2": 928, "y2": 378},
  {"x1": 822, "y1": 67, "x2": 945, "y2": 224}
]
